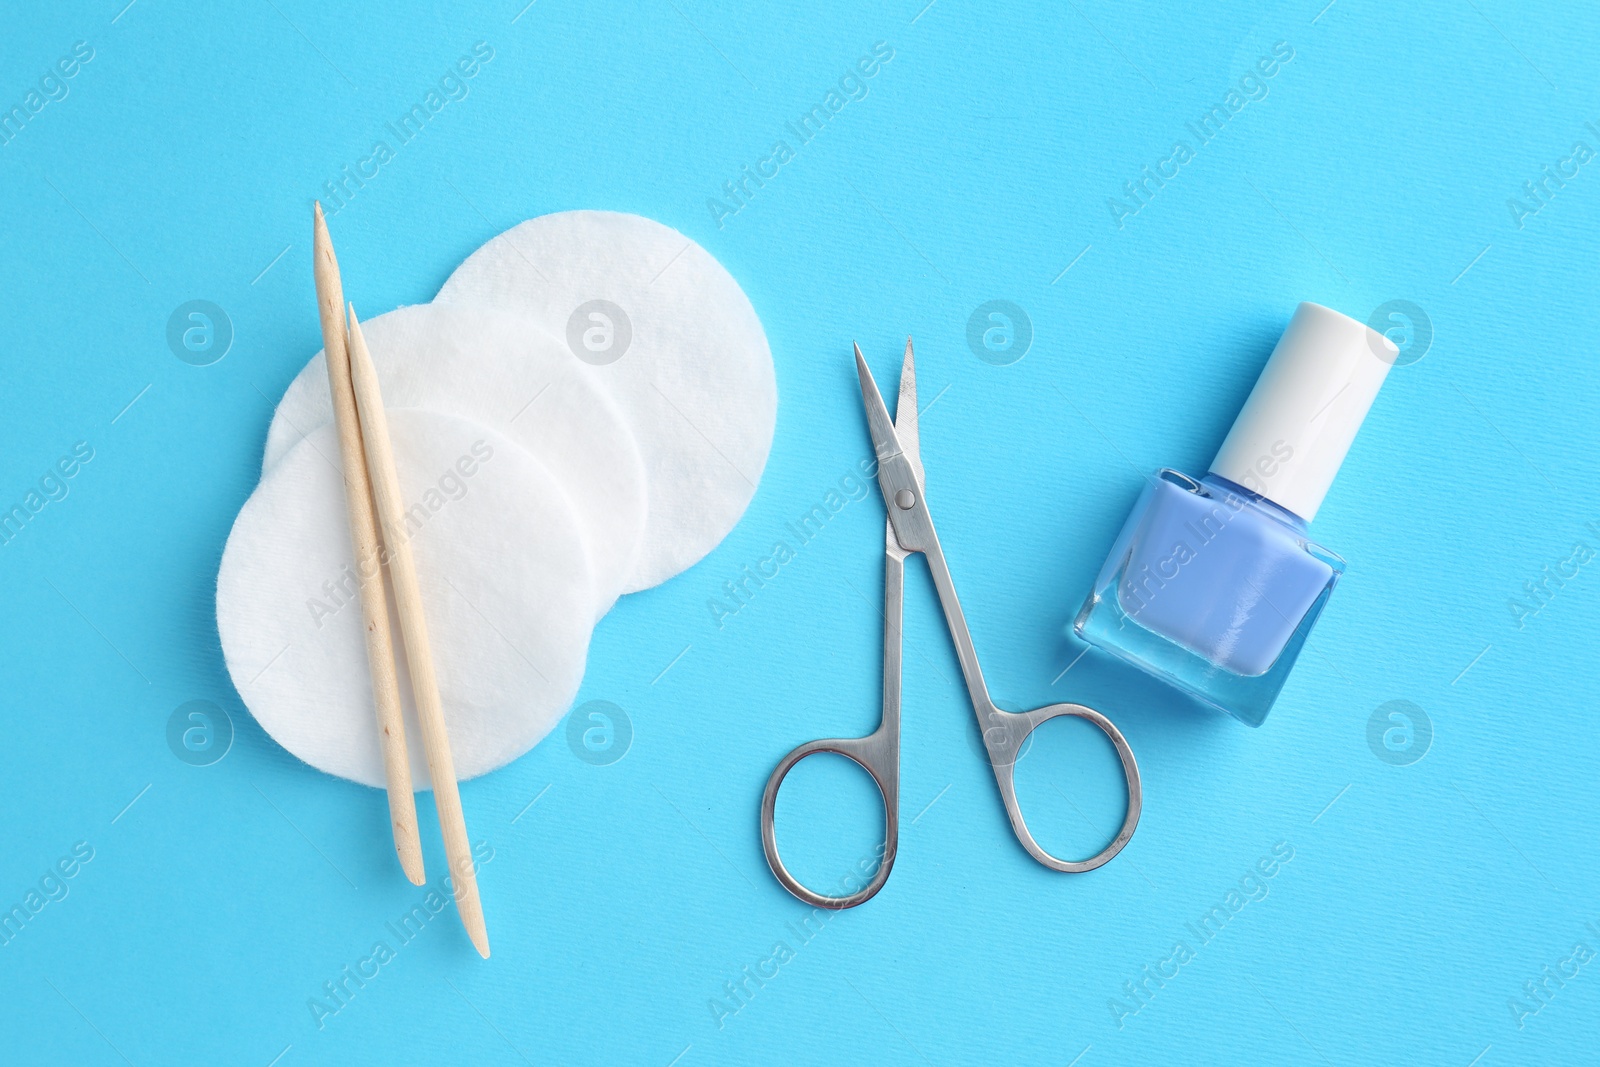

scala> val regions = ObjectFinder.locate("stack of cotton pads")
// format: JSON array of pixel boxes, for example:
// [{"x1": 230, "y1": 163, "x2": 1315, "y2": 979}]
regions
[{"x1": 217, "y1": 211, "x2": 776, "y2": 787}]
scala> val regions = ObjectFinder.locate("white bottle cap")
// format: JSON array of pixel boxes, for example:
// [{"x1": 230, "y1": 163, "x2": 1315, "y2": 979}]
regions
[{"x1": 1209, "y1": 302, "x2": 1396, "y2": 522}]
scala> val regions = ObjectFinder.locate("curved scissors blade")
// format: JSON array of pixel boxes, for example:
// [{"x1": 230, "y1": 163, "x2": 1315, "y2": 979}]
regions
[
  {"x1": 891, "y1": 338, "x2": 923, "y2": 484},
  {"x1": 854, "y1": 343, "x2": 903, "y2": 466},
  {"x1": 855, "y1": 342, "x2": 935, "y2": 555}
]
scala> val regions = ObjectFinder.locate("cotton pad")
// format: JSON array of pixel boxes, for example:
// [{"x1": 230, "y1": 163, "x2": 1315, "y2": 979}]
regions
[
  {"x1": 219, "y1": 410, "x2": 598, "y2": 788},
  {"x1": 262, "y1": 302, "x2": 646, "y2": 612},
  {"x1": 435, "y1": 210, "x2": 777, "y2": 590}
]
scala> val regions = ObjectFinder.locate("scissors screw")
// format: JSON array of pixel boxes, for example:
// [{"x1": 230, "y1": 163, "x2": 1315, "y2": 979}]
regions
[{"x1": 894, "y1": 489, "x2": 916, "y2": 510}]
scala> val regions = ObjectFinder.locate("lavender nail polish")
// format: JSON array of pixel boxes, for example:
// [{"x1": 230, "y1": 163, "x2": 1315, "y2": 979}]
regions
[{"x1": 1074, "y1": 303, "x2": 1397, "y2": 726}]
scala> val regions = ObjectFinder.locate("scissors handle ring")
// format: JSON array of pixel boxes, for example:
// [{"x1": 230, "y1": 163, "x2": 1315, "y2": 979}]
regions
[
  {"x1": 984, "y1": 702, "x2": 1142, "y2": 874},
  {"x1": 759, "y1": 733, "x2": 899, "y2": 910}
]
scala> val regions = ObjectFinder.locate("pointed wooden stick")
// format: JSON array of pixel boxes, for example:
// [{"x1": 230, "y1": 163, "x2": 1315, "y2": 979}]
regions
[
  {"x1": 312, "y1": 202, "x2": 426, "y2": 887},
  {"x1": 347, "y1": 302, "x2": 490, "y2": 959}
]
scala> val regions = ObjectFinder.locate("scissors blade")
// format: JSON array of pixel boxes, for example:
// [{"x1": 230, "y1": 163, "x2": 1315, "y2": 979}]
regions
[
  {"x1": 854, "y1": 343, "x2": 906, "y2": 472},
  {"x1": 893, "y1": 338, "x2": 923, "y2": 486},
  {"x1": 857, "y1": 342, "x2": 937, "y2": 561}
]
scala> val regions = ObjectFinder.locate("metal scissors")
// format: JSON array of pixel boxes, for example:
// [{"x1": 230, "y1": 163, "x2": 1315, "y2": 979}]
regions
[{"x1": 759, "y1": 340, "x2": 1142, "y2": 909}]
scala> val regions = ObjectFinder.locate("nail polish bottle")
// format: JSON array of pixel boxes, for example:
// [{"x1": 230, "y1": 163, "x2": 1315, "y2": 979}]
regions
[{"x1": 1074, "y1": 303, "x2": 1397, "y2": 726}]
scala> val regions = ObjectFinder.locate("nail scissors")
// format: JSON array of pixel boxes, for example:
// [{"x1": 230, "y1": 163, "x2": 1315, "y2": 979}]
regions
[{"x1": 759, "y1": 340, "x2": 1142, "y2": 909}]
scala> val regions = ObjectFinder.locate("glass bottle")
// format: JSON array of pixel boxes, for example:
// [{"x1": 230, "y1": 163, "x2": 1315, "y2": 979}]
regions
[{"x1": 1074, "y1": 303, "x2": 1397, "y2": 726}]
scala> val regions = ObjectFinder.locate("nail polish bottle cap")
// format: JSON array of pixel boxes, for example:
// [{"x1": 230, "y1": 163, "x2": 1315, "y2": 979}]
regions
[{"x1": 1209, "y1": 302, "x2": 1396, "y2": 522}]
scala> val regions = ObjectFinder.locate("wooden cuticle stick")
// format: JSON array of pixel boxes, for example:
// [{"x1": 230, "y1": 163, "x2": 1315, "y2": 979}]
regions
[
  {"x1": 346, "y1": 302, "x2": 490, "y2": 959},
  {"x1": 311, "y1": 202, "x2": 426, "y2": 887}
]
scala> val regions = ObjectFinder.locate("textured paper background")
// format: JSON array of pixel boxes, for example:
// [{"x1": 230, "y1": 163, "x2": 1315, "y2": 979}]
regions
[{"x1": 1, "y1": 1, "x2": 1595, "y2": 1064}]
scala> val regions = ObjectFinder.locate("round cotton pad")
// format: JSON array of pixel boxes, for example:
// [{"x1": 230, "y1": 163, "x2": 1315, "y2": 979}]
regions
[
  {"x1": 262, "y1": 302, "x2": 646, "y2": 612},
  {"x1": 435, "y1": 210, "x2": 777, "y2": 590},
  {"x1": 220, "y1": 410, "x2": 598, "y2": 788}
]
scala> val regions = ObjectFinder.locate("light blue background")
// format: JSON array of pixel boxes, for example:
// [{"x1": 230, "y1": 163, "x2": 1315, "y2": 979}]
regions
[{"x1": 2, "y1": 0, "x2": 1597, "y2": 1063}]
